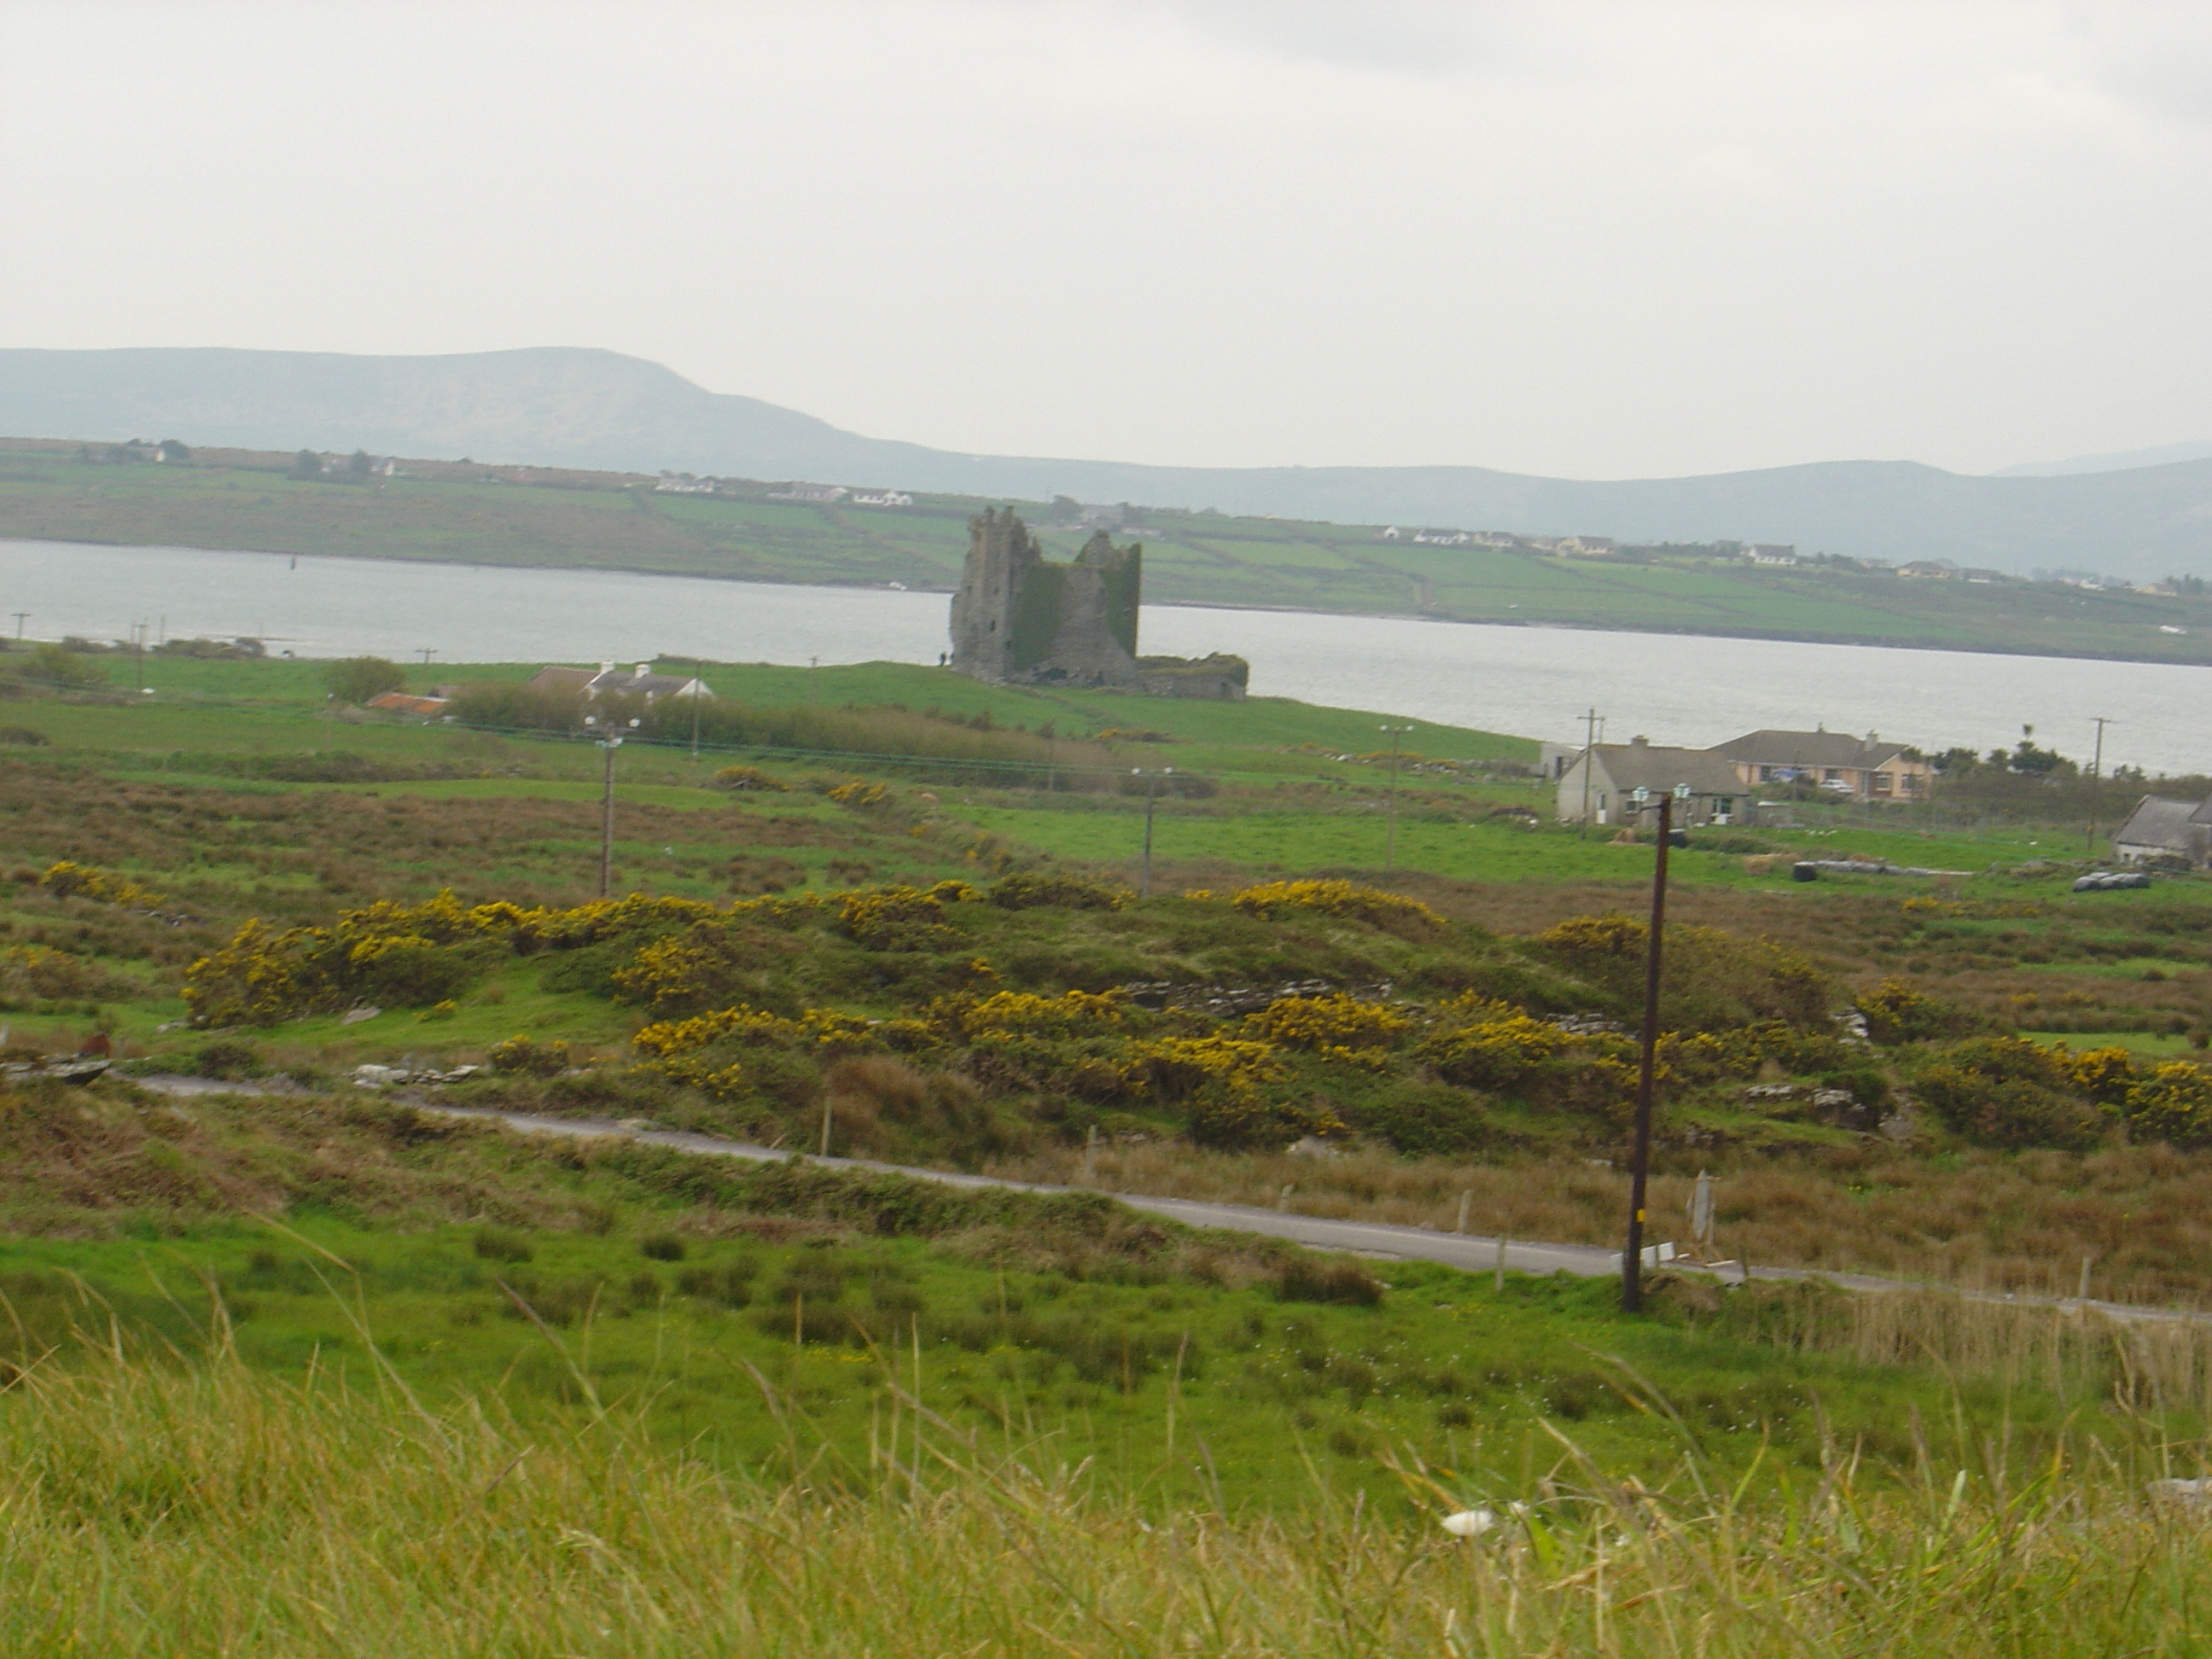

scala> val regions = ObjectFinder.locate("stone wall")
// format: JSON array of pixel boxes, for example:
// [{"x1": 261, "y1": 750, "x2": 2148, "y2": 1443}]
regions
[{"x1": 1136, "y1": 653, "x2": 1249, "y2": 701}]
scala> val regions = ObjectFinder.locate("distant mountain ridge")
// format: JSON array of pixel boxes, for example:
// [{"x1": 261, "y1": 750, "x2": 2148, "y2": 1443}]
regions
[
  {"x1": 3, "y1": 345, "x2": 2210, "y2": 580},
  {"x1": 1992, "y1": 440, "x2": 2212, "y2": 479}
]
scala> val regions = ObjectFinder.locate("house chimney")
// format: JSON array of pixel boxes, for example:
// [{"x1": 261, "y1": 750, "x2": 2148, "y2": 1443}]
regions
[
  {"x1": 599, "y1": 661, "x2": 615, "y2": 677},
  {"x1": 1631, "y1": 734, "x2": 1650, "y2": 747},
  {"x1": 635, "y1": 662, "x2": 649, "y2": 678}
]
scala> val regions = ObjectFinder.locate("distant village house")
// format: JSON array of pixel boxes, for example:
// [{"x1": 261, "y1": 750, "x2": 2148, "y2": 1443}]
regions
[
  {"x1": 1710, "y1": 728, "x2": 1931, "y2": 803},
  {"x1": 2113, "y1": 796, "x2": 2212, "y2": 868},
  {"x1": 523, "y1": 662, "x2": 713, "y2": 704},
  {"x1": 1554, "y1": 738, "x2": 1746, "y2": 828}
]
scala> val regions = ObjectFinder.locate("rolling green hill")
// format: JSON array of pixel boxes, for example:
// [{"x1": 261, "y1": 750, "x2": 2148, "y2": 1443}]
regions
[{"x1": 8, "y1": 344, "x2": 2212, "y2": 583}]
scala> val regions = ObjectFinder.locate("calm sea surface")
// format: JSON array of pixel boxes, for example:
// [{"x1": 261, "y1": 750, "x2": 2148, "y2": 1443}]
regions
[{"x1": 0, "y1": 538, "x2": 2199, "y2": 776}]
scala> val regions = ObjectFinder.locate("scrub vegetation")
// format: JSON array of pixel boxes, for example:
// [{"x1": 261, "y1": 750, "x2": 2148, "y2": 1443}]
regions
[{"x1": 0, "y1": 647, "x2": 2210, "y2": 1647}]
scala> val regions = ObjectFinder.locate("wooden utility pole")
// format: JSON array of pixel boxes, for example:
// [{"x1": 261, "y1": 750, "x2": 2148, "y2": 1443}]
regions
[
  {"x1": 1132, "y1": 768, "x2": 1173, "y2": 896},
  {"x1": 1381, "y1": 725, "x2": 1414, "y2": 868},
  {"x1": 1622, "y1": 794, "x2": 1674, "y2": 1313},
  {"x1": 2086, "y1": 716, "x2": 2111, "y2": 854},
  {"x1": 1577, "y1": 707, "x2": 1599, "y2": 836},
  {"x1": 597, "y1": 736, "x2": 623, "y2": 898}
]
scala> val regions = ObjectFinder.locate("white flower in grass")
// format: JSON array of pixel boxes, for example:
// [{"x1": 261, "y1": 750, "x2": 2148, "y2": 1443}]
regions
[{"x1": 1441, "y1": 1509, "x2": 1497, "y2": 1537}]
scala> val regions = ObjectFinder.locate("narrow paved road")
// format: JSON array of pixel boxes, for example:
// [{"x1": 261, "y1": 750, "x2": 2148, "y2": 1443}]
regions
[
  {"x1": 143, "y1": 1080, "x2": 2178, "y2": 1320},
  {"x1": 421, "y1": 1103, "x2": 1867, "y2": 1288}
]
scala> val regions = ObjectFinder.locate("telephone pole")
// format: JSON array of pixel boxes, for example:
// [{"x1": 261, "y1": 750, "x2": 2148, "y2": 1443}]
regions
[
  {"x1": 1132, "y1": 767, "x2": 1173, "y2": 896},
  {"x1": 1622, "y1": 792, "x2": 1676, "y2": 1314},
  {"x1": 598, "y1": 735, "x2": 622, "y2": 898},
  {"x1": 1577, "y1": 707, "x2": 1599, "y2": 836},
  {"x1": 1380, "y1": 725, "x2": 1414, "y2": 869},
  {"x1": 2086, "y1": 716, "x2": 2112, "y2": 854},
  {"x1": 586, "y1": 713, "x2": 639, "y2": 898}
]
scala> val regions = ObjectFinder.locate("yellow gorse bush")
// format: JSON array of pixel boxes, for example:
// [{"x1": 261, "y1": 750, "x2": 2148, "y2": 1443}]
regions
[
  {"x1": 2054, "y1": 1043, "x2": 2139, "y2": 1103},
  {"x1": 2044, "y1": 1041, "x2": 2212, "y2": 1143},
  {"x1": 1126, "y1": 1034, "x2": 1285, "y2": 1099},
  {"x1": 1225, "y1": 880, "x2": 1442, "y2": 930},
  {"x1": 183, "y1": 886, "x2": 852, "y2": 1026},
  {"x1": 946, "y1": 989, "x2": 1126, "y2": 1039},
  {"x1": 0, "y1": 942, "x2": 136, "y2": 1002},
  {"x1": 1539, "y1": 912, "x2": 1647, "y2": 958},
  {"x1": 1243, "y1": 992, "x2": 1412, "y2": 1051},
  {"x1": 1414, "y1": 1009, "x2": 1577, "y2": 1090},
  {"x1": 634, "y1": 1004, "x2": 882, "y2": 1098},
  {"x1": 185, "y1": 877, "x2": 995, "y2": 1027},
  {"x1": 712, "y1": 763, "x2": 789, "y2": 792},
  {"x1": 834, "y1": 882, "x2": 980, "y2": 950},
  {"x1": 38, "y1": 860, "x2": 163, "y2": 909},
  {"x1": 2123, "y1": 1061, "x2": 2212, "y2": 1143},
  {"x1": 611, "y1": 935, "x2": 734, "y2": 1012}
]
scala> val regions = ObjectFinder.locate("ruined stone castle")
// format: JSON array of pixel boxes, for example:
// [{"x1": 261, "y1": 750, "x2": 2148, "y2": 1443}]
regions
[{"x1": 947, "y1": 508, "x2": 1248, "y2": 700}]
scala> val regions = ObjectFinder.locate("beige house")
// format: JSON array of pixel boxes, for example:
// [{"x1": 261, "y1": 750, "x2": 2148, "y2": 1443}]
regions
[
  {"x1": 1709, "y1": 728, "x2": 1931, "y2": 804},
  {"x1": 1554, "y1": 739, "x2": 1749, "y2": 828}
]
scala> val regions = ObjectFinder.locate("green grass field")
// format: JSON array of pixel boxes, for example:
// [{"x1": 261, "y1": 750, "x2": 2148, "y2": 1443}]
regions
[
  {"x1": 9, "y1": 439, "x2": 2212, "y2": 661},
  {"x1": 3, "y1": 1204, "x2": 2054, "y2": 1511},
  {"x1": 2, "y1": 649, "x2": 2212, "y2": 1648}
]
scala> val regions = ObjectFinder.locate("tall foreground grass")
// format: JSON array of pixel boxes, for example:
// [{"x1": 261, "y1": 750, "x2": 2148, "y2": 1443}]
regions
[{"x1": 9, "y1": 1341, "x2": 2212, "y2": 1656}]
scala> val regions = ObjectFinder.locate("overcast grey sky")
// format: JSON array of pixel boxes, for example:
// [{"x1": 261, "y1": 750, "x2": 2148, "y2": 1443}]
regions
[{"x1": 3, "y1": 0, "x2": 2208, "y2": 479}]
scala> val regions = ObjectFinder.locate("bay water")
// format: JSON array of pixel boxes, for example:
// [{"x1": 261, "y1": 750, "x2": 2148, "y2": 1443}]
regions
[{"x1": 0, "y1": 538, "x2": 2197, "y2": 777}]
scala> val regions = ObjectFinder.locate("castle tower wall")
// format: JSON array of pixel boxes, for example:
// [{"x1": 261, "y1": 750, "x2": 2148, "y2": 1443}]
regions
[
  {"x1": 947, "y1": 507, "x2": 1040, "y2": 682},
  {"x1": 947, "y1": 512, "x2": 1146, "y2": 691}
]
